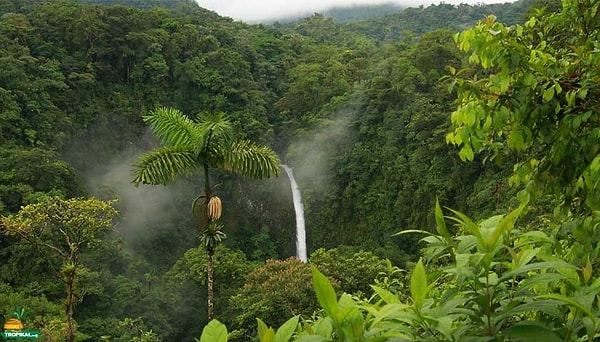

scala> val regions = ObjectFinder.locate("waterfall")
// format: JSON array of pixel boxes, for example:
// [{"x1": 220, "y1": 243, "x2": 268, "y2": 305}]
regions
[{"x1": 282, "y1": 165, "x2": 307, "y2": 262}]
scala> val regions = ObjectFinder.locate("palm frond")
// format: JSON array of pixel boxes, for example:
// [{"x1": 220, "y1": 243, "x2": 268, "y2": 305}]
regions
[
  {"x1": 132, "y1": 146, "x2": 201, "y2": 186},
  {"x1": 143, "y1": 107, "x2": 203, "y2": 148},
  {"x1": 221, "y1": 140, "x2": 281, "y2": 179},
  {"x1": 195, "y1": 111, "x2": 233, "y2": 152}
]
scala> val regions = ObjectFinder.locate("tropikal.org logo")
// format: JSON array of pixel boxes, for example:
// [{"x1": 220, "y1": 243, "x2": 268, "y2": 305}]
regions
[{"x1": 1, "y1": 307, "x2": 40, "y2": 340}]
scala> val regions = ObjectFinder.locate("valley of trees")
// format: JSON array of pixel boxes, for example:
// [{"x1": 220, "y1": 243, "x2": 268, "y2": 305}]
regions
[{"x1": 0, "y1": 0, "x2": 599, "y2": 341}]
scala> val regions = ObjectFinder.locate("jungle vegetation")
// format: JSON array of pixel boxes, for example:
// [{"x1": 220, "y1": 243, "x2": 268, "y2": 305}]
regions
[{"x1": 2, "y1": 0, "x2": 599, "y2": 341}]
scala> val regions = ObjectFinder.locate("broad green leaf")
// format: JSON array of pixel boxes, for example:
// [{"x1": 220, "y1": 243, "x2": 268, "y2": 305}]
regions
[
  {"x1": 296, "y1": 336, "x2": 329, "y2": 342},
  {"x1": 498, "y1": 74, "x2": 510, "y2": 93},
  {"x1": 541, "y1": 294, "x2": 596, "y2": 322},
  {"x1": 486, "y1": 202, "x2": 526, "y2": 252},
  {"x1": 275, "y1": 316, "x2": 299, "y2": 342},
  {"x1": 498, "y1": 261, "x2": 576, "y2": 282},
  {"x1": 552, "y1": 80, "x2": 562, "y2": 94},
  {"x1": 582, "y1": 257, "x2": 593, "y2": 285},
  {"x1": 257, "y1": 319, "x2": 270, "y2": 340},
  {"x1": 200, "y1": 319, "x2": 228, "y2": 342},
  {"x1": 465, "y1": 110, "x2": 477, "y2": 126},
  {"x1": 312, "y1": 267, "x2": 338, "y2": 319},
  {"x1": 370, "y1": 285, "x2": 400, "y2": 304},
  {"x1": 456, "y1": 236, "x2": 478, "y2": 253},
  {"x1": 504, "y1": 323, "x2": 561, "y2": 342},
  {"x1": 519, "y1": 273, "x2": 566, "y2": 290},
  {"x1": 518, "y1": 230, "x2": 552, "y2": 243},
  {"x1": 513, "y1": 248, "x2": 538, "y2": 269},
  {"x1": 312, "y1": 317, "x2": 334, "y2": 338},
  {"x1": 479, "y1": 215, "x2": 503, "y2": 241},
  {"x1": 338, "y1": 293, "x2": 358, "y2": 311},
  {"x1": 508, "y1": 129, "x2": 525, "y2": 151},
  {"x1": 446, "y1": 209, "x2": 483, "y2": 244},
  {"x1": 435, "y1": 316, "x2": 454, "y2": 340},
  {"x1": 583, "y1": 316, "x2": 595, "y2": 341},
  {"x1": 517, "y1": 189, "x2": 531, "y2": 205},
  {"x1": 497, "y1": 300, "x2": 564, "y2": 320},
  {"x1": 339, "y1": 305, "x2": 364, "y2": 341},
  {"x1": 257, "y1": 318, "x2": 275, "y2": 342},
  {"x1": 515, "y1": 25, "x2": 523, "y2": 36},
  {"x1": 410, "y1": 258, "x2": 427, "y2": 310},
  {"x1": 434, "y1": 198, "x2": 451, "y2": 241},
  {"x1": 459, "y1": 145, "x2": 474, "y2": 161},
  {"x1": 543, "y1": 86, "x2": 555, "y2": 102},
  {"x1": 366, "y1": 303, "x2": 411, "y2": 327}
]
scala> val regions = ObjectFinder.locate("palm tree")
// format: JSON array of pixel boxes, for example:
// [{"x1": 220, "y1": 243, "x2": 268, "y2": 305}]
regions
[{"x1": 132, "y1": 107, "x2": 280, "y2": 320}]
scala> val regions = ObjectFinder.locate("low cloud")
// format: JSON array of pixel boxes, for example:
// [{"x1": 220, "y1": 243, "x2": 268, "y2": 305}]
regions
[
  {"x1": 197, "y1": 0, "x2": 517, "y2": 22},
  {"x1": 284, "y1": 107, "x2": 356, "y2": 192},
  {"x1": 84, "y1": 133, "x2": 196, "y2": 243}
]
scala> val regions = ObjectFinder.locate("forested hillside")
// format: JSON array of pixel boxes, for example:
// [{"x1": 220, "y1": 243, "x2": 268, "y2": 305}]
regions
[
  {"x1": 2, "y1": 0, "x2": 599, "y2": 341},
  {"x1": 344, "y1": 0, "x2": 537, "y2": 40}
]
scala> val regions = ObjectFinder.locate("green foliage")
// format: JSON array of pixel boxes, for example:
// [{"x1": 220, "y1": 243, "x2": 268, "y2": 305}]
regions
[
  {"x1": 295, "y1": 32, "x2": 482, "y2": 261},
  {"x1": 1, "y1": 197, "x2": 118, "y2": 269},
  {"x1": 310, "y1": 247, "x2": 391, "y2": 296},
  {"x1": 0, "y1": 0, "x2": 542, "y2": 339},
  {"x1": 118, "y1": 317, "x2": 162, "y2": 342},
  {"x1": 199, "y1": 199, "x2": 600, "y2": 341},
  {"x1": 0, "y1": 282, "x2": 65, "y2": 340},
  {"x1": 312, "y1": 267, "x2": 338, "y2": 319},
  {"x1": 166, "y1": 245, "x2": 251, "y2": 288},
  {"x1": 163, "y1": 245, "x2": 252, "y2": 339},
  {"x1": 228, "y1": 258, "x2": 316, "y2": 340},
  {"x1": 345, "y1": 0, "x2": 536, "y2": 41},
  {"x1": 0, "y1": 147, "x2": 85, "y2": 214},
  {"x1": 1, "y1": 197, "x2": 119, "y2": 342},
  {"x1": 199, "y1": 319, "x2": 227, "y2": 342},
  {"x1": 447, "y1": 0, "x2": 600, "y2": 211},
  {"x1": 255, "y1": 316, "x2": 301, "y2": 342},
  {"x1": 409, "y1": 258, "x2": 428, "y2": 311},
  {"x1": 73, "y1": 0, "x2": 199, "y2": 10}
]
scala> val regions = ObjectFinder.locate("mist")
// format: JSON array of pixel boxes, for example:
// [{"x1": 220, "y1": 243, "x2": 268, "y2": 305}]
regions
[
  {"x1": 284, "y1": 106, "x2": 357, "y2": 194},
  {"x1": 82, "y1": 132, "x2": 199, "y2": 252},
  {"x1": 197, "y1": 0, "x2": 519, "y2": 22}
]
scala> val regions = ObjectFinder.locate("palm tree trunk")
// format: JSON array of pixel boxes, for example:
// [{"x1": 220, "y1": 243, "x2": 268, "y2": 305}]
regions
[
  {"x1": 204, "y1": 162, "x2": 212, "y2": 197},
  {"x1": 207, "y1": 246, "x2": 214, "y2": 321},
  {"x1": 204, "y1": 161, "x2": 214, "y2": 321}
]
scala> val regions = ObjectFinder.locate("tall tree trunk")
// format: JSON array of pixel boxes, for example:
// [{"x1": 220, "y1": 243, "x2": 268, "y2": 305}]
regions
[
  {"x1": 207, "y1": 246, "x2": 214, "y2": 321},
  {"x1": 203, "y1": 161, "x2": 217, "y2": 321},
  {"x1": 65, "y1": 268, "x2": 76, "y2": 342}
]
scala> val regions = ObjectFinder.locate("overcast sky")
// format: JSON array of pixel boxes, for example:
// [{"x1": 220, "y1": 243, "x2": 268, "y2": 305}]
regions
[{"x1": 196, "y1": 0, "x2": 516, "y2": 22}]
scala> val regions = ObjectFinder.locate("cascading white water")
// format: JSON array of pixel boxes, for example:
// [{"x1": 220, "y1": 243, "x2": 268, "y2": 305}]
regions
[{"x1": 282, "y1": 165, "x2": 307, "y2": 262}]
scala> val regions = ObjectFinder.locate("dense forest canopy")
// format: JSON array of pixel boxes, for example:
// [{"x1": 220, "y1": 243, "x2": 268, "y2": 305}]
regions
[{"x1": 2, "y1": 0, "x2": 599, "y2": 340}]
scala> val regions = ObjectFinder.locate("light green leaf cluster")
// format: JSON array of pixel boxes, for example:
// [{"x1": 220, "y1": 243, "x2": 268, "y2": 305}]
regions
[{"x1": 446, "y1": 1, "x2": 600, "y2": 210}]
